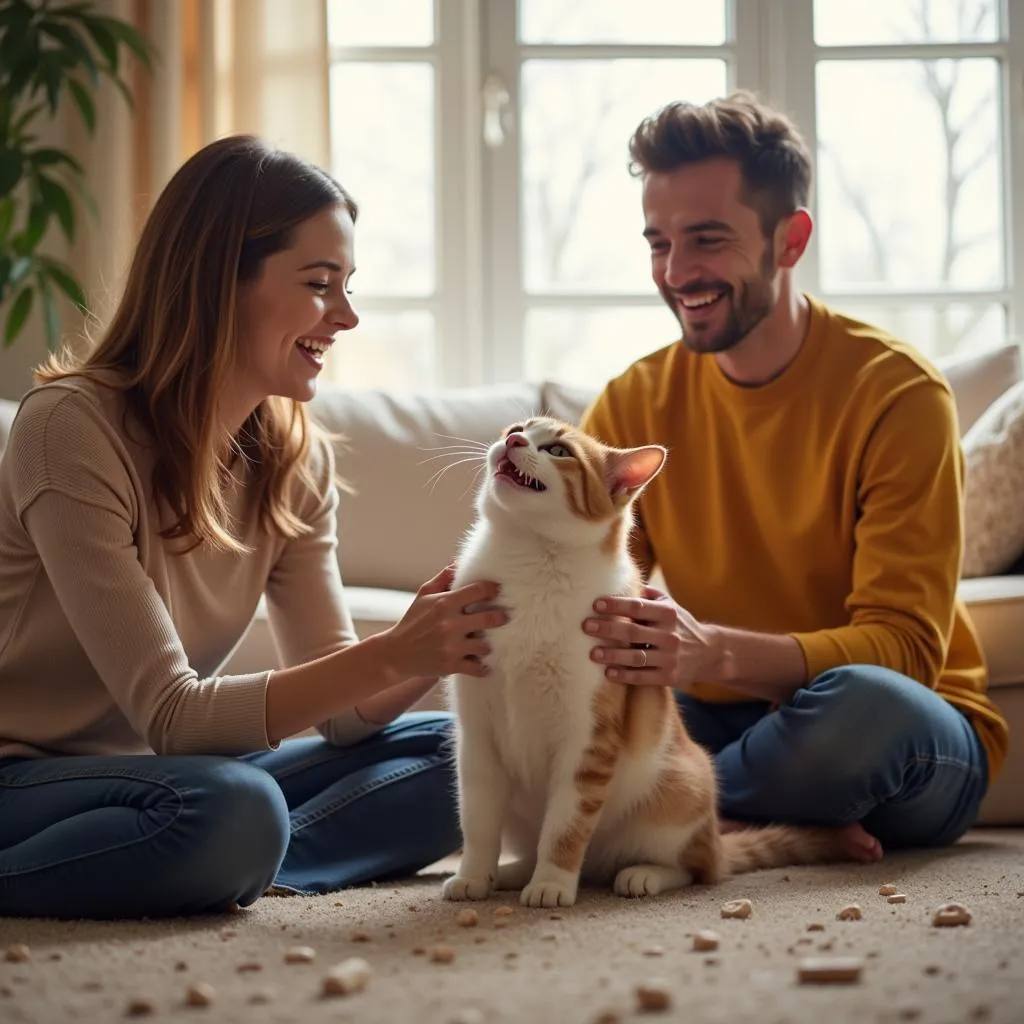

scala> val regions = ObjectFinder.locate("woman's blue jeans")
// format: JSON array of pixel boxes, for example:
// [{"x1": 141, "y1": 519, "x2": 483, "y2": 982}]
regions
[
  {"x1": 676, "y1": 665, "x2": 989, "y2": 848},
  {"x1": 0, "y1": 712, "x2": 460, "y2": 920}
]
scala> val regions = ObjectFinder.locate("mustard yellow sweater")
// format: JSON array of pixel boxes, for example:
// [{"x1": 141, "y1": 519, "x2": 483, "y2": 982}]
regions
[{"x1": 581, "y1": 295, "x2": 1009, "y2": 782}]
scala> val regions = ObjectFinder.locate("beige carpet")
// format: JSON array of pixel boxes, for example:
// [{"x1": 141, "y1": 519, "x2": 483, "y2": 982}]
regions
[{"x1": 1, "y1": 829, "x2": 1023, "y2": 1024}]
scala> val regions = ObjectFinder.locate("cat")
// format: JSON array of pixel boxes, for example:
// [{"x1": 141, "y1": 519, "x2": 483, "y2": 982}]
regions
[{"x1": 441, "y1": 416, "x2": 866, "y2": 909}]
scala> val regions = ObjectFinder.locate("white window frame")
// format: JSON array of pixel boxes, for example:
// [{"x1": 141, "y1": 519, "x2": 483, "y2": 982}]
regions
[
  {"x1": 328, "y1": 0, "x2": 1024, "y2": 389},
  {"x1": 771, "y1": 0, "x2": 1023, "y2": 343}
]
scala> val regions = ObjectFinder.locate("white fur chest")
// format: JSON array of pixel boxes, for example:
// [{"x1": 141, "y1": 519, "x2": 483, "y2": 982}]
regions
[{"x1": 451, "y1": 525, "x2": 634, "y2": 796}]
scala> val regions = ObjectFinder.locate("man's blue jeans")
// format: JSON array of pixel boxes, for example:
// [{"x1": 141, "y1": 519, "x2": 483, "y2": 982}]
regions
[
  {"x1": 676, "y1": 665, "x2": 989, "y2": 848},
  {"x1": 0, "y1": 712, "x2": 460, "y2": 920}
]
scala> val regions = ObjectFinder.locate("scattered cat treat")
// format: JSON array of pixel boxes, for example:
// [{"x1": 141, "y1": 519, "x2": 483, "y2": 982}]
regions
[
  {"x1": 430, "y1": 945, "x2": 456, "y2": 964},
  {"x1": 3, "y1": 944, "x2": 29, "y2": 963},
  {"x1": 878, "y1": 884, "x2": 899, "y2": 896},
  {"x1": 836, "y1": 904, "x2": 862, "y2": 920},
  {"x1": 283, "y1": 945, "x2": 317, "y2": 964},
  {"x1": 248, "y1": 989, "x2": 275, "y2": 1005},
  {"x1": 185, "y1": 983, "x2": 216, "y2": 1007},
  {"x1": 493, "y1": 905, "x2": 516, "y2": 916},
  {"x1": 549, "y1": 913, "x2": 564, "y2": 921},
  {"x1": 642, "y1": 944, "x2": 665, "y2": 956},
  {"x1": 412, "y1": 946, "x2": 426, "y2": 956},
  {"x1": 350, "y1": 930, "x2": 372, "y2": 942},
  {"x1": 456, "y1": 909, "x2": 479, "y2": 927},
  {"x1": 592, "y1": 1013, "x2": 623, "y2": 1024},
  {"x1": 236, "y1": 961, "x2": 262, "y2": 973},
  {"x1": 720, "y1": 898, "x2": 752, "y2": 919},
  {"x1": 125, "y1": 997, "x2": 156, "y2": 1017},
  {"x1": 797, "y1": 956, "x2": 865, "y2": 984},
  {"x1": 692, "y1": 930, "x2": 720, "y2": 952},
  {"x1": 321, "y1": 958, "x2": 372, "y2": 997},
  {"x1": 806, "y1": 922, "x2": 825, "y2": 932},
  {"x1": 932, "y1": 902, "x2": 972, "y2": 927},
  {"x1": 887, "y1": 893, "x2": 907, "y2": 904},
  {"x1": 634, "y1": 980, "x2": 672, "y2": 1011}
]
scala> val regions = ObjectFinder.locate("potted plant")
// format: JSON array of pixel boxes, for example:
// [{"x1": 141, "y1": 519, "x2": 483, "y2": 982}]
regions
[{"x1": 0, "y1": 0, "x2": 155, "y2": 348}]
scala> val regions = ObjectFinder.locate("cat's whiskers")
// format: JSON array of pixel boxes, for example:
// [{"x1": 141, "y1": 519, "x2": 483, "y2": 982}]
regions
[
  {"x1": 430, "y1": 432, "x2": 491, "y2": 450},
  {"x1": 424, "y1": 454, "x2": 488, "y2": 495},
  {"x1": 459, "y1": 461, "x2": 490, "y2": 502},
  {"x1": 417, "y1": 448, "x2": 489, "y2": 466}
]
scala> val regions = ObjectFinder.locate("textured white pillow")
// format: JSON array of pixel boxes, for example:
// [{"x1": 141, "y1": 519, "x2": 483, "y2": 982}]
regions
[{"x1": 962, "y1": 379, "x2": 1024, "y2": 578}]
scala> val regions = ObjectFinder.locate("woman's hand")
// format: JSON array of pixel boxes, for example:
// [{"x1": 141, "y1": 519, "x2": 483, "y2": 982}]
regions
[
  {"x1": 381, "y1": 564, "x2": 507, "y2": 681},
  {"x1": 582, "y1": 585, "x2": 718, "y2": 688}
]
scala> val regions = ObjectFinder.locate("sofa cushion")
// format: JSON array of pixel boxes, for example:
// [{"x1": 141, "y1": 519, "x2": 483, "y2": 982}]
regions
[
  {"x1": 937, "y1": 343, "x2": 1022, "y2": 435},
  {"x1": 957, "y1": 575, "x2": 1024, "y2": 689},
  {"x1": 961, "y1": 380, "x2": 1024, "y2": 578},
  {"x1": 308, "y1": 383, "x2": 544, "y2": 593},
  {"x1": 0, "y1": 398, "x2": 17, "y2": 459}
]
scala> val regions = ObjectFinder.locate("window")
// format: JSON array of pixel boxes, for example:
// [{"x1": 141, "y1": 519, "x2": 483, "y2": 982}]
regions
[{"x1": 326, "y1": 0, "x2": 1024, "y2": 390}]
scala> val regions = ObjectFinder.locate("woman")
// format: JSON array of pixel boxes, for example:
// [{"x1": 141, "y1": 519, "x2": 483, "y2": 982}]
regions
[{"x1": 0, "y1": 135, "x2": 503, "y2": 920}]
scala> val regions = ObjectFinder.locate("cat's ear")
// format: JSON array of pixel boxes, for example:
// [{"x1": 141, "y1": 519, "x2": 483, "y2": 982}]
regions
[{"x1": 606, "y1": 446, "x2": 666, "y2": 497}]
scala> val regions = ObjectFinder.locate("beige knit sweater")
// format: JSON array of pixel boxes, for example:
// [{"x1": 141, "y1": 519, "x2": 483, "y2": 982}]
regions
[{"x1": 0, "y1": 377, "x2": 378, "y2": 760}]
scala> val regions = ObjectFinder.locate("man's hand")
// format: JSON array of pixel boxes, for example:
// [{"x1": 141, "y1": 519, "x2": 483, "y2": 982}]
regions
[{"x1": 582, "y1": 585, "x2": 722, "y2": 688}]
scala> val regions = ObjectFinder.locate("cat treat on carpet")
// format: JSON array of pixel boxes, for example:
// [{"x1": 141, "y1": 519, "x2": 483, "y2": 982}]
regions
[
  {"x1": 283, "y1": 945, "x2": 316, "y2": 963},
  {"x1": 692, "y1": 929, "x2": 720, "y2": 951},
  {"x1": 3, "y1": 943, "x2": 29, "y2": 963},
  {"x1": 887, "y1": 893, "x2": 907, "y2": 904},
  {"x1": 185, "y1": 982, "x2": 216, "y2": 1007},
  {"x1": 720, "y1": 898, "x2": 752, "y2": 919},
  {"x1": 321, "y1": 957, "x2": 372, "y2": 997},
  {"x1": 878, "y1": 883, "x2": 899, "y2": 896},
  {"x1": 836, "y1": 904, "x2": 863, "y2": 920},
  {"x1": 456, "y1": 908, "x2": 479, "y2": 927},
  {"x1": 931, "y1": 902, "x2": 972, "y2": 926},
  {"x1": 797, "y1": 956, "x2": 864, "y2": 984},
  {"x1": 634, "y1": 980, "x2": 673, "y2": 1011}
]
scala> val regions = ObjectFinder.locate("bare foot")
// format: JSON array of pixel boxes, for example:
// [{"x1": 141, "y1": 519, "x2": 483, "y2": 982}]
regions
[{"x1": 837, "y1": 822, "x2": 883, "y2": 863}]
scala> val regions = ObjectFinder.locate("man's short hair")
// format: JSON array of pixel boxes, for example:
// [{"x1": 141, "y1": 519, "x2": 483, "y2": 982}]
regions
[{"x1": 629, "y1": 90, "x2": 813, "y2": 237}]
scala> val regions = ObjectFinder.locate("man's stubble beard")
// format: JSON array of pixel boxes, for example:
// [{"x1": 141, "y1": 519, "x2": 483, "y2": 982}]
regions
[{"x1": 668, "y1": 245, "x2": 777, "y2": 356}]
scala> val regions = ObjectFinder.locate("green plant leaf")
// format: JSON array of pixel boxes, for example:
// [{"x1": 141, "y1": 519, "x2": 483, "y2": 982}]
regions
[
  {"x1": 4, "y1": 287, "x2": 34, "y2": 348},
  {"x1": 0, "y1": 149, "x2": 22, "y2": 198},
  {"x1": 9, "y1": 255, "x2": 32, "y2": 286},
  {"x1": 89, "y1": 14, "x2": 155, "y2": 68},
  {"x1": 36, "y1": 175, "x2": 75, "y2": 242},
  {"x1": 19, "y1": 202, "x2": 49, "y2": 253},
  {"x1": 40, "y1": 21, "x2": 100, "y2": 87},
  {"x1": 80, "y1": 15, "x2": 119, "y2": 72},
  {"x1": 11, "y1": 102, "x2": 46, "y2": 138},
  {"x1": 0, "y1": 200, "x2": 12, "y2": 243},
  {"x1": 66, "y1": 77, "x2": 95, "y2": 133},
  {"x1": 40, "y1": 56, "x2": 64, "y2": 113},
  {"x1": 30, "y1": 148, "x2": 84, "y2": 175},
  {"x1": 39, "y1": 279, "x2": 61, "y2": 350},
  {"x1": 39, "y1": 257, "x2": 87, "y2": 311}
]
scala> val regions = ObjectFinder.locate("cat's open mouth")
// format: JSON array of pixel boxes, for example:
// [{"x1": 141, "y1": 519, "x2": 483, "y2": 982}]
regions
[{"x1": 496, "y1": 458, "x2": 547, "y2": 492}]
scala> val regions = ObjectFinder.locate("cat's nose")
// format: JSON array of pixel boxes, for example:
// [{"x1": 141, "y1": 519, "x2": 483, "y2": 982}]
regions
[{"x1": 505, "y1": 433, "x2": 528, "y2": 449}]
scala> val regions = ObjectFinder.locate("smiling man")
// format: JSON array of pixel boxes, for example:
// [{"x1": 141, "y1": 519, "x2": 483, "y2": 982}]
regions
[{"x1": 579, "y1": 91, "x2": 1009, "y2": 855}]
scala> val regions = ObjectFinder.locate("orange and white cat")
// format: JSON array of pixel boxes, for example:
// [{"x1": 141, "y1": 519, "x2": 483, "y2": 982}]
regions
[{"x1": 442, "y1": 417, "x2": 866, "y2": 909}]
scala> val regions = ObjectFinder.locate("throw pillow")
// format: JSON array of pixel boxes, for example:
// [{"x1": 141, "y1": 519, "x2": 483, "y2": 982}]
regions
[{"x1": 962, "y1": 379, "x2": 1024, "y2": 577}]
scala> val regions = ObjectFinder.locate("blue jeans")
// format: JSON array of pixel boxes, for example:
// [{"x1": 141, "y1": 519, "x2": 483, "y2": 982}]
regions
[
  {"x1": 0, "y1": 712, "x2": 459, "y2": 920},
  {"x1": 676, "y1": 665, "x2": 989, "y2": 848}
]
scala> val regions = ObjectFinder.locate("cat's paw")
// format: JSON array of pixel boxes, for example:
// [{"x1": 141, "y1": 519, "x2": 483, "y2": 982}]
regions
[
  {"x1": 613, "y1": 864, "x2": 693, "y2": 898},
  {"x1": 495, "y1": 860, "x2": 536, "y2": 891},
  {"x1": 520, "y1": 881, "x2": 577, "y2": 908},
  {"x1": 442, "y1": 874, "x2": 493, "y2": 901}
]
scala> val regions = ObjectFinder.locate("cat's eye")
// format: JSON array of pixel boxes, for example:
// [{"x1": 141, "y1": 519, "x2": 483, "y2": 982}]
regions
[{"x1": 541, "y1": 443, "x2": 572, "y2": 458}]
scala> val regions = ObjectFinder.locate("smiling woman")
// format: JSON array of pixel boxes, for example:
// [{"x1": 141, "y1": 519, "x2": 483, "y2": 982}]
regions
[{"x1": 0, "y1": 134, "x2": 503, "y2": 921}]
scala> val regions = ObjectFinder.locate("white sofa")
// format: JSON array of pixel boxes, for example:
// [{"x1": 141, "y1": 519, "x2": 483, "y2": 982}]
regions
[{"x1": 1, "y1": 345, "x2": 1021, "y2": 824}]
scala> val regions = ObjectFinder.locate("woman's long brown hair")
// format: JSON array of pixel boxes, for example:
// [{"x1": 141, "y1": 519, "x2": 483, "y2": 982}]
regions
[{"x1": 35, "y1": 134, "x2": 356, "y2": 554}]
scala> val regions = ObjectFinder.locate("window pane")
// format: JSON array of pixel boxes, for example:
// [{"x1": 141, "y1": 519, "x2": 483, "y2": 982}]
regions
[
  {"x1": 814, "y1": 0, "x2": 998, "y2": 45},
  {"x1": 824, "y1": 301, "x2": 1006, "y2": 361},
  {"x1": 524, "y1": 305, "x2": 680, "y2": 386},
  {"x1": 816, "y1": 59, "x2": 1002, "y2": 292},
  {"x1": 519, "y1": 0, "x2": 726, "y2": 45},
  {"x1": 326, "y1": 0, "x2": 433, "y2": 47},
  {"x1": 522, "y1": 60, "x2": 728, "y2": 294},
  {"x1": 322, "y1": 311, "x2": 436, "y2": 391},
  {"x1": 329, "y1": 63, "x2": 434, "y2": 296}
]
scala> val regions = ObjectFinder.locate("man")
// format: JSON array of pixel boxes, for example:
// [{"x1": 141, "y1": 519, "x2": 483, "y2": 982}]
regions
[{"x1": 579, "y1": 91, "x2": 1008, "y2": 856}]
